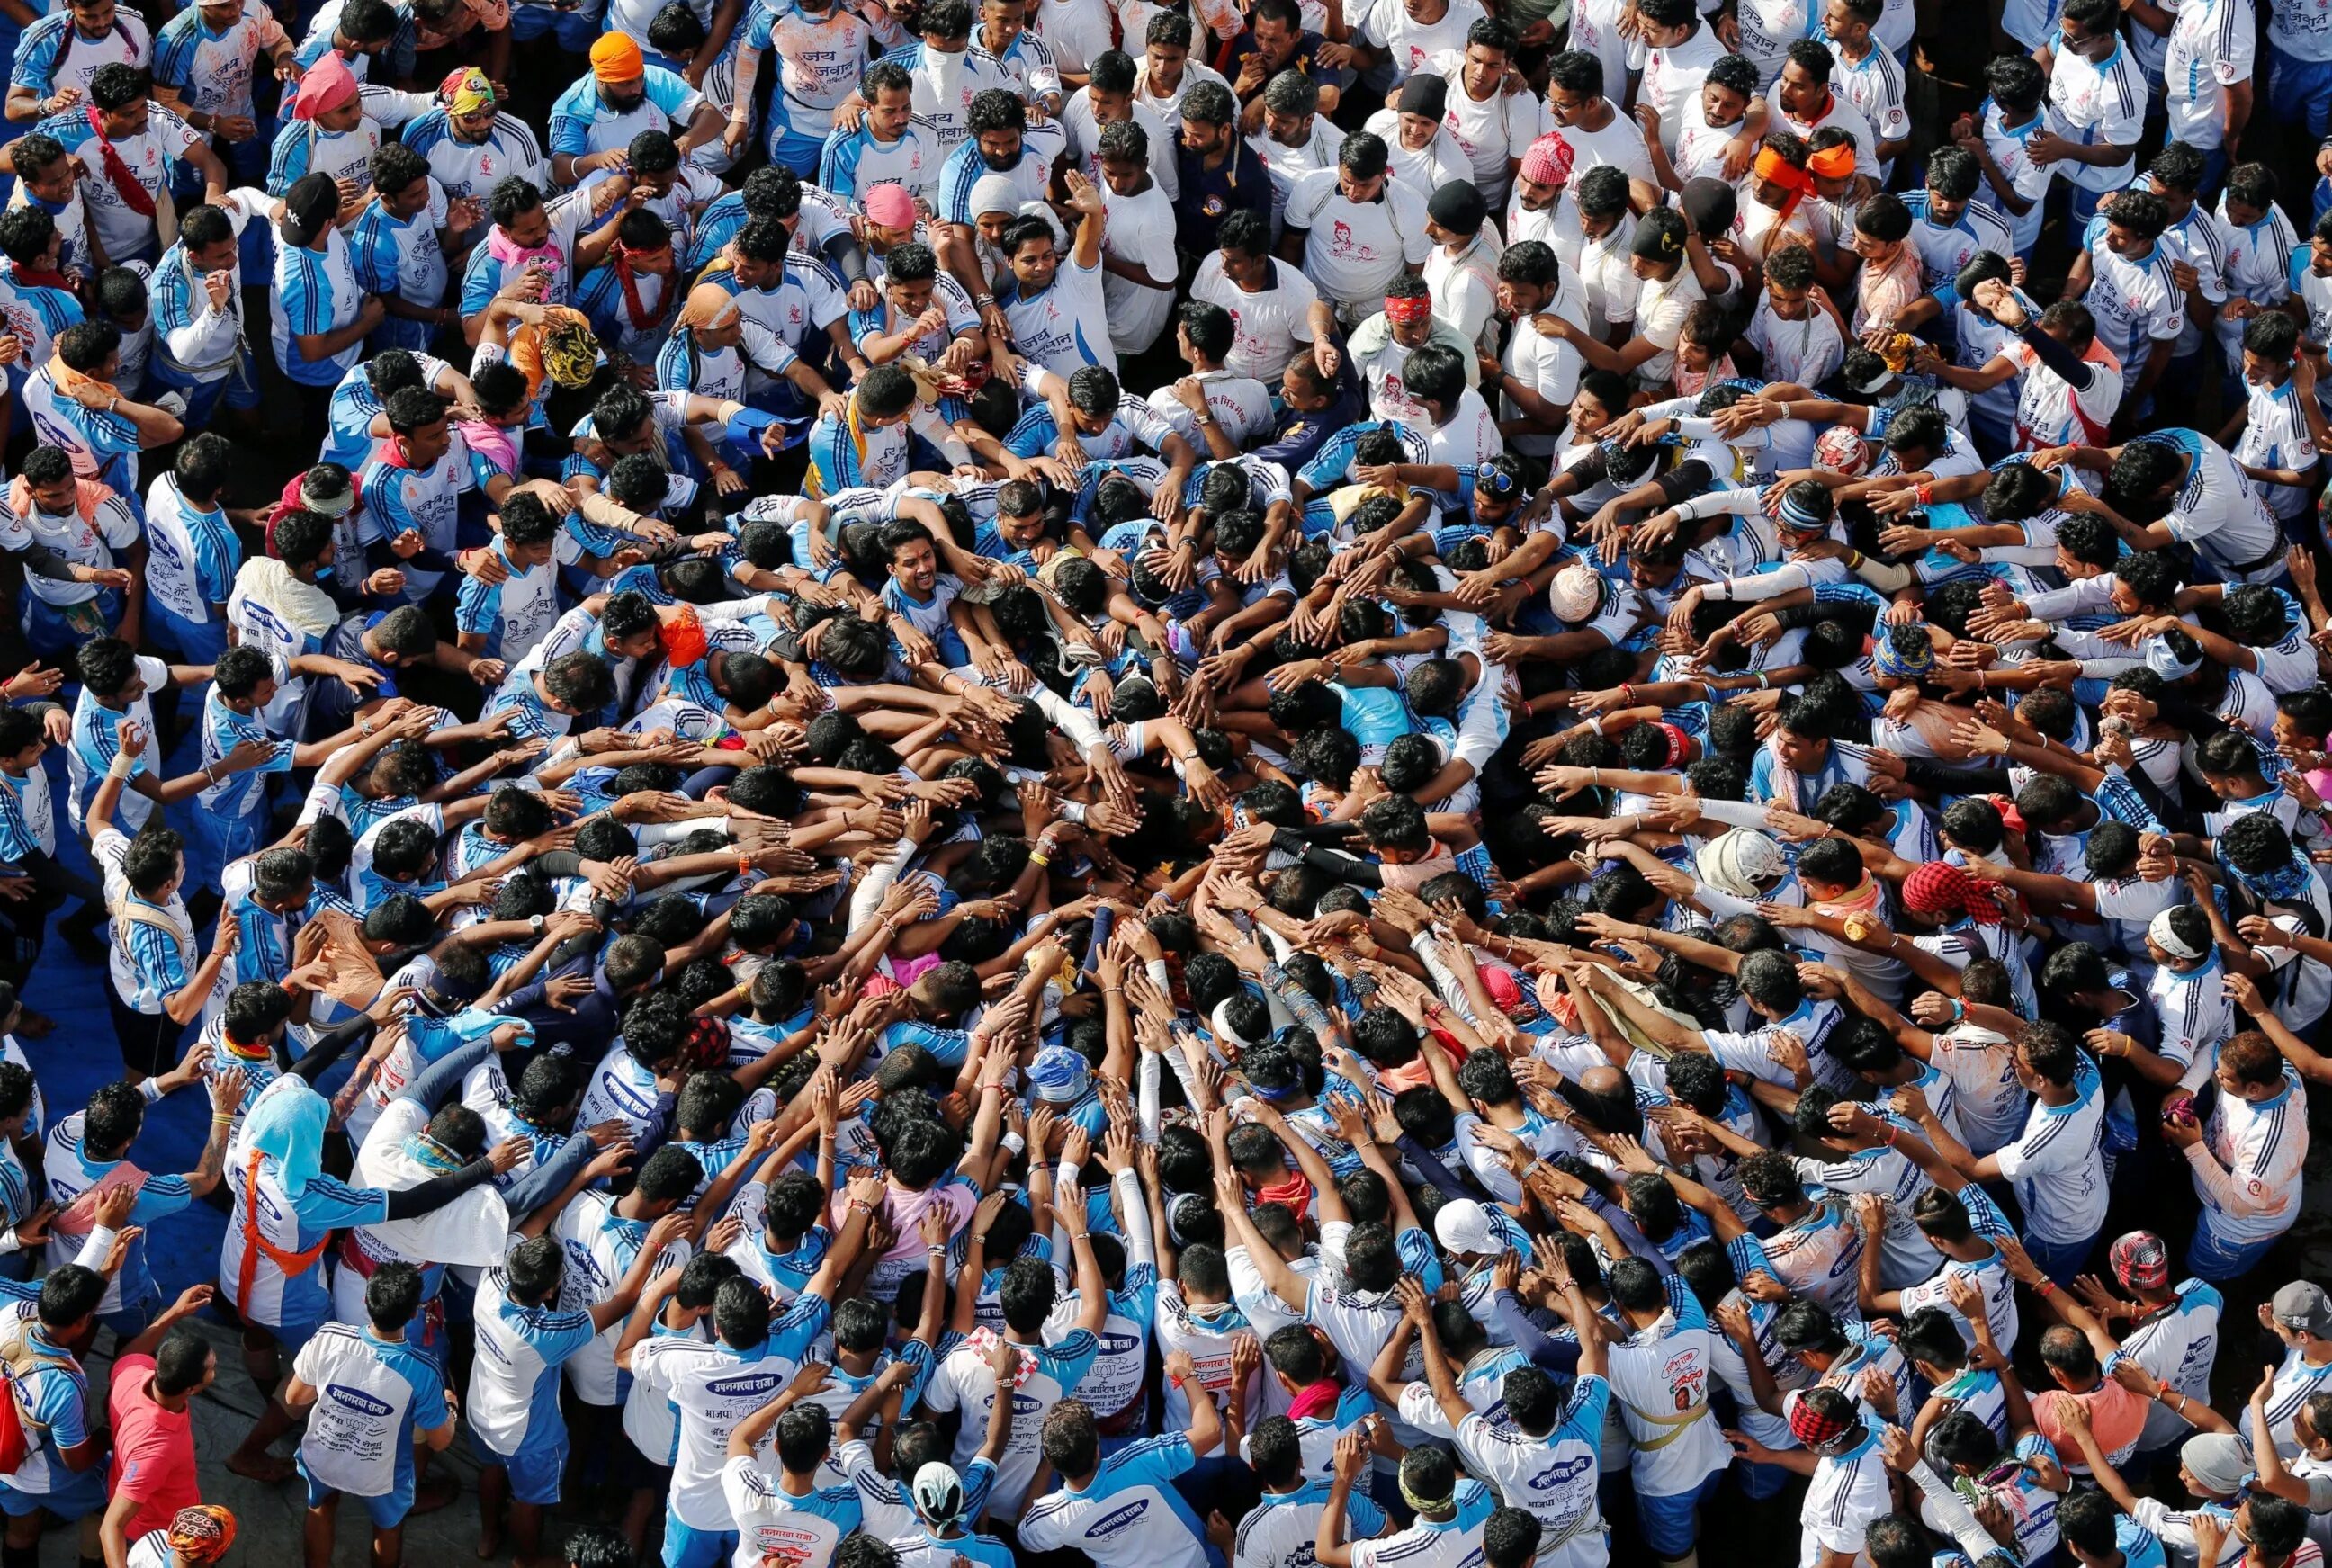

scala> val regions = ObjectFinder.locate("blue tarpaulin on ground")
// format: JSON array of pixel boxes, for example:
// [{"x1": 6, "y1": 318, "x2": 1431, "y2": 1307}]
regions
[{"x1": 20, "y1": 734, "x2": 223, "y2": 1301}]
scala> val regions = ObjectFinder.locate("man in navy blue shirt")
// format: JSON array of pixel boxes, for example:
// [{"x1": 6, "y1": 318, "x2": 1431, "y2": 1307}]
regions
[
  {"x1": 1251, "y1": 350, "x2": 1363, "y2": 472},
  {"x1": 1172, "y1": 81, "x2": 1272, "y2": 274}
]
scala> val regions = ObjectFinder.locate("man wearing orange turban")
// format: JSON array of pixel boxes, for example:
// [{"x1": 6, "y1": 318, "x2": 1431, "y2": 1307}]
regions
[{"x1": 547, "y1": 31, "x2": 724, "y2": 185}]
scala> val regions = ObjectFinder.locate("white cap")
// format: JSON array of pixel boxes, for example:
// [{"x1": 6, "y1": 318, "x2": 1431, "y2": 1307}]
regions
[
  {"x1": 1697, "y1": 829, "x2": 1786, "y2": 898},
  {"x1": 1548, "y1": 564, "x2": 1602, "y2": 623},
  {"x1": 1434, "y1": 1197, "x2": 1497, "y2": 1258}
]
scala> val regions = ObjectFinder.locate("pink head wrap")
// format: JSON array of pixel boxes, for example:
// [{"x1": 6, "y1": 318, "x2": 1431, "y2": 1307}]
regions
[
  {"x1": 864, "y1": 183, "x2": 918, "y2": 230},
  {"x1": 290, "y1": 50, "x2": 358, "y2": 121}
]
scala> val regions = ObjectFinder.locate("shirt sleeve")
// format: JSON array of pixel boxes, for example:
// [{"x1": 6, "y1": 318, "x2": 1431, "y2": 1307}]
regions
[
  {"x1": 1037, "y1": 1327, "x2": 1102, "y2": 1392},
  {"x1": 29, "y1": 1369, "x2": 85, "y2": 1449}
]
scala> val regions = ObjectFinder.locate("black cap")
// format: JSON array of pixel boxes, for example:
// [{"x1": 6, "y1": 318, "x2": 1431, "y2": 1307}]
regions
[
  {"x1": 1428, "y1": 180, "x2": 1487, "y2": 237},
  {"x1": 1680, "y1": 177, "x2": 1736, "y2": 238},
  {"x1": 1396, "y1": 73, "x2": 1448, "y2": 118}
]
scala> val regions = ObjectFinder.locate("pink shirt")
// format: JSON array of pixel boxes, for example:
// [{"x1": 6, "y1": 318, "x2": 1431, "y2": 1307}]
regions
[
  {"x1": 834, "y1": 1178, "x2": 977, "y2": 1267},
  {"x1": 108, "y1": 1355, "x2": 201, "y2": 1538}
]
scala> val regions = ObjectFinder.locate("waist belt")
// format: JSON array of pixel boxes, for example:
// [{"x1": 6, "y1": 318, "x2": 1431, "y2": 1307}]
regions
[
  {"x1": 2221, "y1": 528, "x2": 2290, "y2": 576},
  {"x1": 1630, "y1": 1398, "x2": 1711, "y2": 1451}
]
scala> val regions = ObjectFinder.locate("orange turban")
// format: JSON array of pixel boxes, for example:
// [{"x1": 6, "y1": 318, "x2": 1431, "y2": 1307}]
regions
[{"x1": 589, "y1": 32, "x2": 643, "y2": 81}]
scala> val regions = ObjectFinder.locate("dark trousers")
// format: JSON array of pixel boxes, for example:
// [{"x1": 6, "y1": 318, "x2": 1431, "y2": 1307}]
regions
[{"x1": 108, "y1": 988, "x2": 186, "y2": 1078}]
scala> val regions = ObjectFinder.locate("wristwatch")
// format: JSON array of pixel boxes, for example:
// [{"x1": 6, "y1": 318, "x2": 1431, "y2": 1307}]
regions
[{"x1": 529, "y1": 914, "x2": 545, "y2": 935}]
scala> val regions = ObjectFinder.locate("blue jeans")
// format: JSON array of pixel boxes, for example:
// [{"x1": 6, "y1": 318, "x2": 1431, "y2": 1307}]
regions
[
  {"x1": 2193, "y1": 145, "x2": 2229, "y2": 201},
  {"x1": 101, "y1": 1286, "x2": 160, "y2": 1342},
  {"x1": 2021, "y1": 1228, "x2": 2100, "y2": 1286},
  {"x1": 1969, "y1": 407, "x2": 2014, "y2": 464},
  {"x1": 2187, "y1": 1213, "x2": 2281, "y2": 1282},
  {"x1": 508, "y1": 4, "x2": 601, "y2": 49},
  {"x1": 2272, "y1": 46, "x2": 2332, "y2": 139},
  {"x1": 148, "y1": 598, "x2": 229, "y2": 665},
  {"x1": 1732, "y1": 1455, "x2": 1792, "y2": 1500},
  {"x1": 153, "y1": 351, "x2": 260, "y2": 432}
]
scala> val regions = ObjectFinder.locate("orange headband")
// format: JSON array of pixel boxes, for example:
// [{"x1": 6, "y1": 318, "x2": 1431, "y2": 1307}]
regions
[
  {"x1": 1753, "y1": 147, "x2": 1818, "y2": 224},
  {"x1": 1807, "y1": 143, "x2": 1858, "y2": 181}
]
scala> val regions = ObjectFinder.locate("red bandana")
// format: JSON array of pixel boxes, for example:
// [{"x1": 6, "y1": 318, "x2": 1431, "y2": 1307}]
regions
[
  {"x1": 11, "y1": 264, "x2": 74, "y2": 295},
  {"x1": 85, "y1": 105, "x2": 155, "y2": 218},
  {"x1": 612, "y1": 245, "x2": 664, "y2": 332}
]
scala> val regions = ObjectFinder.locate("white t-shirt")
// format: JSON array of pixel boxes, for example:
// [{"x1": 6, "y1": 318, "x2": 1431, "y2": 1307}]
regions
[
  {"x1": 1246, "y1": 115, "x2": 1339, "y2": 224},
  {"x1": 1631, "y1": 267, "x2": 1705, "y2": 387},
  {"x1": 2120, "y1": 1281, "x2": 2225, "y2": 1450},
  {"x1": 1100, "y1": 181, "x2": 1179, "y2": 355},
  {"x1": 1147, "y1": 369, "x2": 1275, "y2": 451},
  {"x1": 1640, "y1": 25, "x2": 1725, "y2": 155},
  {"x1": 2004, "y1": 332, "x2": 2126, "y2": 450},
  {"x1": 628, "y1": 1304, "x2": 830, "y2": 1531},
  {"x1": 1189, "y1": 255, "x2": 1321, "y2": 381},
  {"x1": 1451, "y1": 1383, "x2": 1608, "y2": 1546},
  {"x1": 1924, "y1": 1027, "x2": 2025, "y2": 1156},
  {"x1": 2165, "y1": 0, "x2": 2257, "y2": 148},
  {"x1": 467, "y1": 1267, "x2": 596, "y2": 1457},
  {"x1": 1283, "y1": 169, "x2": 1432, "y2": 307},
  {"x1": 292, "y1": 1322, "x2": 447, "y2": 1498},
  {"x1": 1424, "y1": 50, "x2": 1544, "y2": 203},
  {"x1": 719, "y1": 1456, "x2": 863, "y2": 1568},
  {"x1": 65, "y1": 103, "x2": 197, "y2": 260},
  {"x1": 577, "y1": 1041, "x2": 667, "y2": 1139},
  {"x1": 2193, "y1": 1067, "x2": 2308, "y2": 1242},
  {"x1": 1425, "y1": 387, "x2": 1504, "y2": 476},
  {"x1": 2044, "y1": 40, "x2": 2148, "y2": 193},
  {"x1": 1502, "y1": 294, "x2": 1584, "y2": 458},
  {"x1": 2079, "y1": 221, "x2": 2185, "y2": 389},
  {"x1": 1423, "y1": 233, "x2": 1502, "y2": 350},
  {"x1": 556, "y1": 1190, "x2": 694, "y2": 1405},
  {"x1": 1359, "y1": 0, "x2": 1486, "y2": 81},
  {"x1": 1060, "y1": 93, "x2": 1179, "y2": 202},
  {"x1": 1000, "y1": 253, "x2": 1116, "y2": 379},
  {"x1": 1794, "y1": 1411, "x2": 1889, "y2": 1567},
  {"x1": 1603, "y1": 1295, "x2": 1728, "y2": 1498},
  {"x1": 1991, "y1": 1063, "x2": 2109, "y2": 1246},
  {"x1": 1551, "y1": 105, "x2": 1655, "y2": 193},
  {"x1": 1745, "y1": 296, "x2": 1845, "y2": 388}
]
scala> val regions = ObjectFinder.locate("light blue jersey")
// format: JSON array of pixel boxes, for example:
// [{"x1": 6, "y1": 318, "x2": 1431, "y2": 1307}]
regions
[{"x1": 1018, "y1": 1433, "x2": 1214, "y2": 1568}]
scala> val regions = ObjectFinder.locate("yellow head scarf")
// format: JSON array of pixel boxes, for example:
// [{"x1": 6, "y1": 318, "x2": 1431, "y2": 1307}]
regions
[{"x1": 507, "y1": 306, "x2": 598, "y2": 404}]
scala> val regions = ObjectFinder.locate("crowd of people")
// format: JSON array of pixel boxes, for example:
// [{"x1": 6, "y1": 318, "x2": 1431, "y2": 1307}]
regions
[{"x1": 0, "y1": 0, "x2": 2323, "y2": 1564}]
